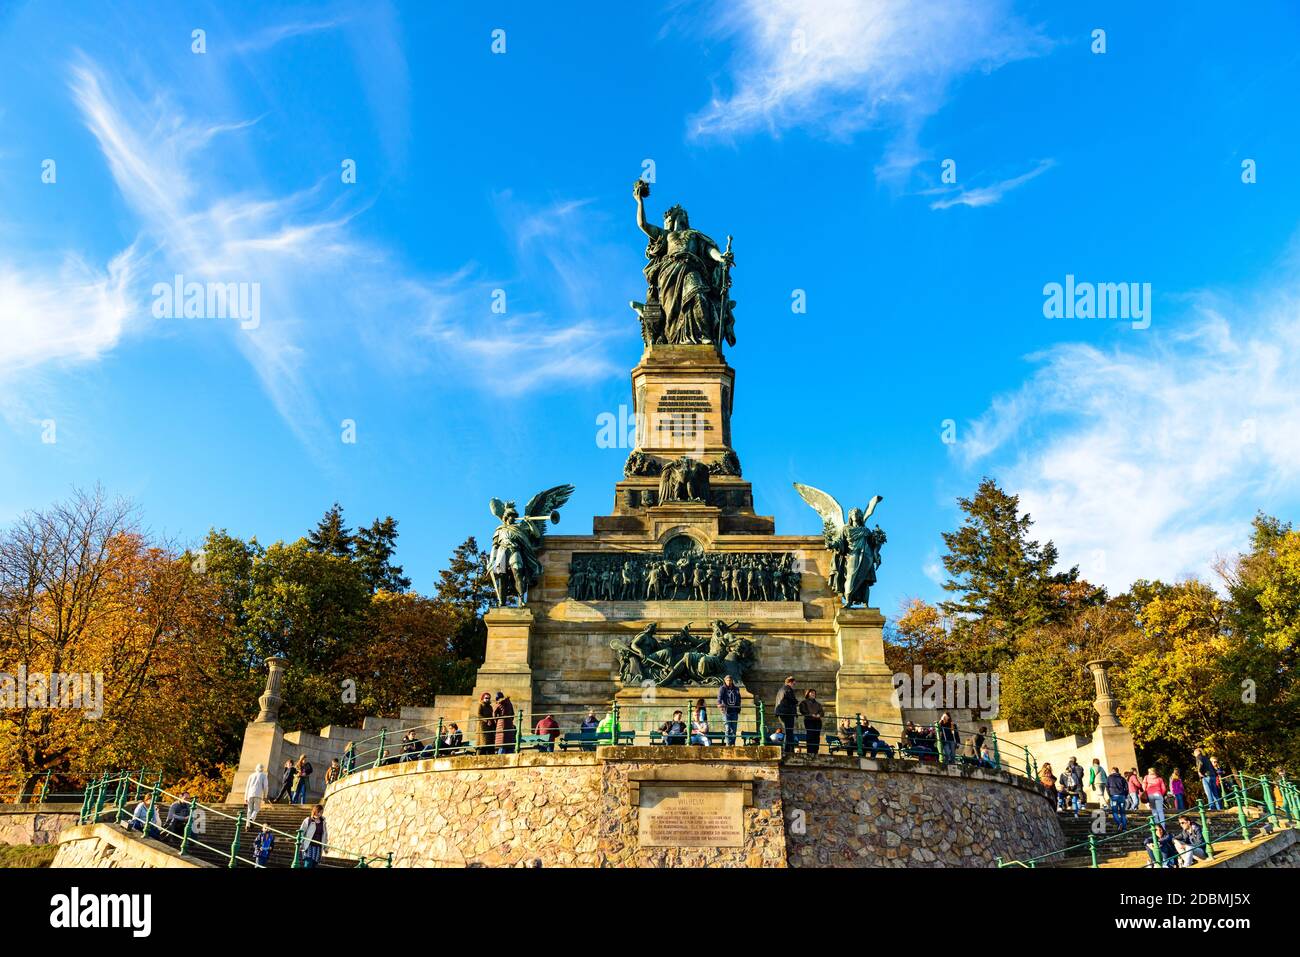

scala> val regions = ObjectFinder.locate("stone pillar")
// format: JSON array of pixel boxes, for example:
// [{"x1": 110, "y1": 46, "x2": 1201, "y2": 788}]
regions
[
  {"x1": 1085, "y1": 659, "x2": 1138, "y2": 774},
  {"x1": 833, "y1": 607, "x2": 902, "y2": 730},
  {"x1": 471, "y1": 606, "x2": 536, "y2": 735},
  {"x1": 255, "y1": 655, "x2": 289, "y2": 723},
  {"x1": 226, "y1": 656, "x2": 289, "y2": 802},
  {"x1": 1086, "y1": 659, "x2": 1120, "y2": 727}
]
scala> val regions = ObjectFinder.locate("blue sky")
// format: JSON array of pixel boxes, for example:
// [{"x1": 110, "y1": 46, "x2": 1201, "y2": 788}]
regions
[{"x1": 3, "y1": 0, "x2": 1300, "y2": 617}]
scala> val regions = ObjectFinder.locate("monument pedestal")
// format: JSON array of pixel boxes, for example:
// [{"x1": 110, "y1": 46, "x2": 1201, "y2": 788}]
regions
[
  {"x1": 833, "y1": 607, "x2": 901, "y2": 729},
  {"x1": 630, "y1": 344, "x2": 736, "y2": 464},
  {"x1": 472, "y1": 607, "x2": 535, "y2": 723}
]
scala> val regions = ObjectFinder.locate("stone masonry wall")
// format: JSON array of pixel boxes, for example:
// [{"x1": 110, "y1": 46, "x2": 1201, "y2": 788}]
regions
[
  {"x1": 325, "y1": 749, "x2": 1062, "y2": 868},
  {"x1": 0, "y1": 805, "x2": 82, "y2": 846},
  {"x1": 781, "y1": 758, "x2": 1062, "y2": 867},
  {"x1": 51, "y1": 824, "x2": 205, "y2": 868}
]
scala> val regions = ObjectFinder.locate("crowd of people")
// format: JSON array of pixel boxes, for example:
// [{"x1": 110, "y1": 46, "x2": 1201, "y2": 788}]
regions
[
  {"x1": 1034, "y1": 746, "x2": 1247, "y2": 868},
  {"x1": 568, "y1": 551, "x2": 801, "y2": 602}
]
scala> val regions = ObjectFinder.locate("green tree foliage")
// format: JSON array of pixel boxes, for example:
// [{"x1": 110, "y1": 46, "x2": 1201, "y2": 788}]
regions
[
  {"x1": 893, "y1": 479, "x2": 1299, "y2": 777},
  {"x1": 939, "y1": 478, "x2": 1088, "y2": 667},
  {"x1": 306, "y1": 502, "x2": 353, "y2": 557},
  {"x1": 435, "y1": 536, "x2": 494, "y2": 664},
  {"x1": 354, "y1": 517, "x2": 411, "y2": 593}
]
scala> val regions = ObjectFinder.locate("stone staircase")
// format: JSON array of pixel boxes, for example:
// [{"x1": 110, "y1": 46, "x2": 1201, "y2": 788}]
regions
[
  {"x1": 94, "y1": 800, "x2": 363, "y2": 868},
  {"x1": 1043, "y1": 803, "x2": 1270, "y2": 868}
]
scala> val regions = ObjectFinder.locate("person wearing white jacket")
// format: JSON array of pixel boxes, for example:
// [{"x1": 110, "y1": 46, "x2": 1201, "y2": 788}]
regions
[{"x1": 244, "y1": 763, "x2": 269, "y2": 829}]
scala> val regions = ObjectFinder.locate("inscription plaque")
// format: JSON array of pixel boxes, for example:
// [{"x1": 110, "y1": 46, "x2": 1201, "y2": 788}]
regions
[{"x1": 637, "y1": 785, "x2": 744, "y2": 848}]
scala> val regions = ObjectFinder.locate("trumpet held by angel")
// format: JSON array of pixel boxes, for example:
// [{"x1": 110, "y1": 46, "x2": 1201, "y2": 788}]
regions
[
  {"x1": 488, "y1": 484, "x2": 575, "y2": 606},
  {"x1": 793, "y1": 483, "x2": 886, "y2": 608}
]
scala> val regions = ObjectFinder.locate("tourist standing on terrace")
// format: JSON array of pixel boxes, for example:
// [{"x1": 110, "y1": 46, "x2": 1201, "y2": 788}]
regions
[
  {"x1": 774, "y1": 676, "x2": 798, "y2": 754},
  {"x1": 717, "y1": 674, "x2": 742, "y2": 746},
  {"x1": 476, "y1": 693, "x2": 495, "y2": 755},
  {"x1": 799, "y1": 689, "x2": 824, "y2": 755},
  {"x1": 1143, "y1": 767, "x2": 1168, "y2": 824},
  {"x1": 1170, "y1": 768, "x2": 1186, "y2": 810},
  {"x1": 937, "y1": 712, "x2": 959, "y2": 765},
  {"x1": 494, "y1": 692, "x2": 516, "y2": 753},
  {"x1": 1194, "y1": 748, "x2": 1221, "y2": 809}
]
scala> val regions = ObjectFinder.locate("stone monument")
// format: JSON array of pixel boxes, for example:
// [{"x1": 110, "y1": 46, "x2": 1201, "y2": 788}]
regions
[{"x1": 466, "y1": 181, "x2": 901, "y2": 735}]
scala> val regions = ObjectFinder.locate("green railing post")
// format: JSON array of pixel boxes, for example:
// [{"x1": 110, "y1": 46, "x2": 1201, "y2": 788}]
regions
[
  {"x1": 855, "y1": 713, "x2": 864, "y2": 758},
  {"x1": 1023, "y1": 746, "x2": 1032, "y2": 779},
  {"x1": 936, "y1": 723, "x2": 946, "y2": 766},
  {"x1": 434, "y1": 718, "x2": 444, "y2": 758},
  {"x1": 1198, "y1": 801, "x2": 1214, "y2": 859},
  {"x1": 1148, "y1": 819, "x2": 1163, "y2": 867},
  {"x1": 291, "y1": 827, "x2": 302, "y2": 868},
  {"x1": 113, "y1": 774, "x2": 128, "y2": 824},
  {"x1": 995, "y1": 856, "x2": 1002, "y2": 867},
  {"x1": 78, "y1": 783, "x2": 90, "y2": 824},
  {"x1": 1259, "y1": 774, "x2": 1279, "y2": 830},
  {"x1": 1088, "y1": 833, "x2": 1098, "y2": 869},
  {"x1": 1234, "y1": 785, "x2": 1250, "y2": 842},
  {"x1": 990, "y1": 731, "x2": 1001, "y2": 771},
  {"x1": 180, "y1": 797, "x2": 197, "y2": 855},
  {"x1": 374, "y1": 728, "x2": 387, "y2": 769},
  {"x1": 515, "y1": 710, "x2": 524, "y2": 754},
  {"x1": 756, "y1": 700, "x2": 765, "y2": 744},
  {"x1": 39, "y1": 770, "x2": 51, "y2": 804},
  {"x1": 611, "y1": 702, "x2": 620, "y2": 745},
  {"x1": 149, "y1": 774, "x2": 163, "y2": 827},
  {"x1": 94, "y1": 772, "x2": 110, "y2": 821},
  {"x1": 227, "y1": 810, "x2": 244, "y2": 868},
  {"x1": 386, "y1": 851, "x2": 393, "y2": 868}
]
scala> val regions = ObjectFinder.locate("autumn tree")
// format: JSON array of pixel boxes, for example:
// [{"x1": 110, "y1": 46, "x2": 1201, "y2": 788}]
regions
[{"x1": 435, "y1": 536, "x2": 494, "y2": 664}]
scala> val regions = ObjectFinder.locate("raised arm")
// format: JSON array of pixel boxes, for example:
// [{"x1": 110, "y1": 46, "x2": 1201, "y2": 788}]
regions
[{"x1": 634, "y1": 181, "x2": 661, "y2": 240}]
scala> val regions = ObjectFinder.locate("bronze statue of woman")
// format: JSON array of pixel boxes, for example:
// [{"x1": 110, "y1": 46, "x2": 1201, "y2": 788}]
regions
[{"x1": 634, "y1": 181, "x2": 734, "y2": 346}]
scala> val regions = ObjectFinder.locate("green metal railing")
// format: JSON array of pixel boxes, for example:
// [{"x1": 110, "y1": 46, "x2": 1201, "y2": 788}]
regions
[
  {"x1": 331, "y1": 703, "x2": 1033, "y2": 785},
  {"x1": 78, "y1": 771, "x2": 389, "y2": 869}
]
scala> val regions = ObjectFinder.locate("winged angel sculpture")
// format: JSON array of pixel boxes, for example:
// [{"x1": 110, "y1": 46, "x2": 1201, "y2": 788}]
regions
[
  {"x1": 489, "y1": 484, "x2": 575, "y2": 606},
  {"x1": 793, "y1": 483, "x2": 886, "y2": 608}
]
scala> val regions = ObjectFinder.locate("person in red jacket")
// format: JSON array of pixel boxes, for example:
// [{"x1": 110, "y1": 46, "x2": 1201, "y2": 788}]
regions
[
  {"x1": 1143, "y1": 767, "x2": 1168, "y2": 824},
  {"x1": 534, "y1": 714, "x2": 560, "y2": 752}
]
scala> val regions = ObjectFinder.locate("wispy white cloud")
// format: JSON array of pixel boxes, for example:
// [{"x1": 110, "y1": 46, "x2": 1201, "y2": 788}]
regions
[
  {"x1": 958, "y1": 283, "x2": 1300, "y2": 592},
  {"x1": 52, "y1": 54, "x2": 620, "y2": 452},
  {"x1": 688, "y1": 0, "x2": 1051, "y2": 182},
  {"x1": 0, "y1": 245, "x2": 140, "y2": 376},
  {"x1": 232, "y1": 17, "x2": 350, "y2": 55},
  {"x1": 927, "y1": 159, "x2": 1054, "y2": 210}
]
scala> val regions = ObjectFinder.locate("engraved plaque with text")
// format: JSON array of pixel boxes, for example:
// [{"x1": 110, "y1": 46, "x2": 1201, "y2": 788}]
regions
[{"x1": 637, "y1": 785, "x2": 744, "y2": 848}]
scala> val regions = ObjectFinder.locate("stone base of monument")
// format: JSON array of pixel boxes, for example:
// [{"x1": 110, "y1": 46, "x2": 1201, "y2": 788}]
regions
[
  {"x1": 321, "y1": 747, "x2": 1064, "y2": 868},
  {"x1": 614, "y1": 685, "x2": 758, "y2": 737}
]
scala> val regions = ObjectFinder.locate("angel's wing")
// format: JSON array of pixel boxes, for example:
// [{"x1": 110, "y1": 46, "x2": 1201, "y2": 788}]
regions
[
  {"x1": 863, "y1": 494, "x2": 884, "y2": 521},
  {"x1": 525, "y1": 484, "x2": 575, "y2": 520},
  {"x1": 793, "y1": 482, "x2": 845, "y2": 529},
  {"x1": 489, "y1": 498, "x2": 507, "y2": 521}
]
